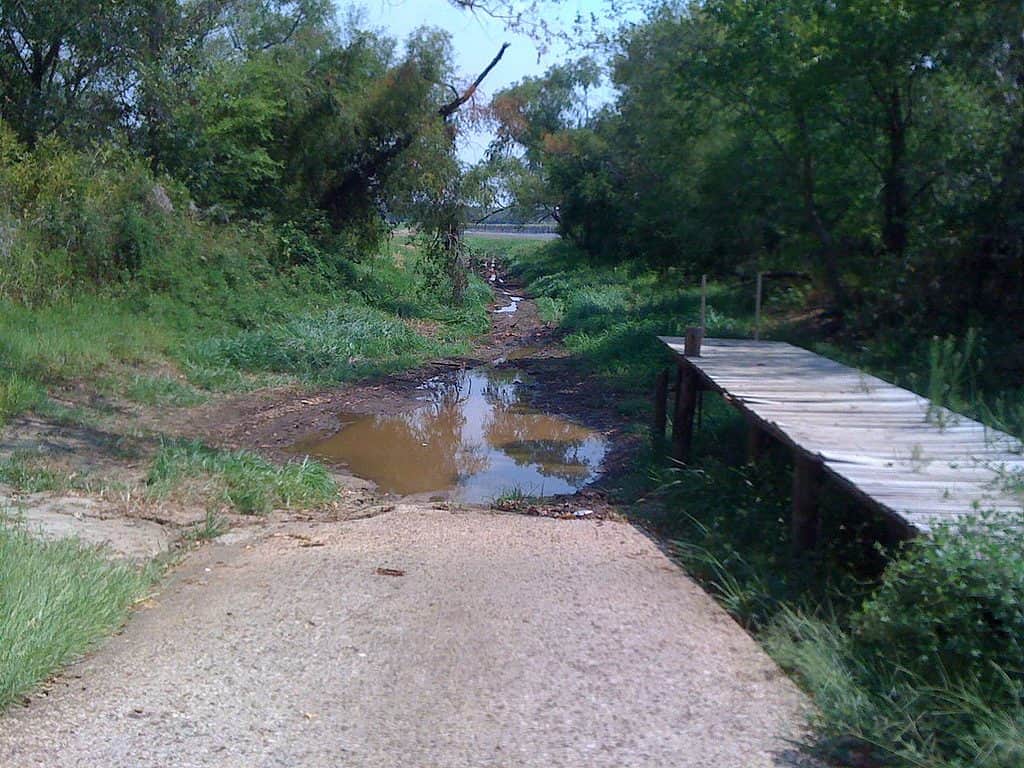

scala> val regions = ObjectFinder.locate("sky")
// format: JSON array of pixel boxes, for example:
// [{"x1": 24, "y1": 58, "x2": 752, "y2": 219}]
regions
[{"x1": 351, "y1": 0, "x2": 622, "y2": 162}]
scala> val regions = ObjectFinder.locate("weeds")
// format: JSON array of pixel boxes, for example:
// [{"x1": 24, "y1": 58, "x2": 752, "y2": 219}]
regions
[
  {"x1": 0, "y1": 521, "x2": 155, "y2": 709},
  {"x1": 0, "y1": 453, "x2": 65, "y2": 493},
  {"x1": 184, "y1": 509, "x2": 229, "y2": 542},
  {"x1": 0, "y1": 372, "x2": 43, "y2": 425},
  {"x1": 124, "y1": 375, "x2": 207, "y2": 407},
  {"x1": 147, "y1": 440, "x2": 336, "y2": 514}
]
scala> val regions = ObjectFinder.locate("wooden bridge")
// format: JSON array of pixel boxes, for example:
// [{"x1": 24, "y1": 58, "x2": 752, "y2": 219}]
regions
[{"x1": 656, "y1": 337, "x2": 1024, "y2": 548}]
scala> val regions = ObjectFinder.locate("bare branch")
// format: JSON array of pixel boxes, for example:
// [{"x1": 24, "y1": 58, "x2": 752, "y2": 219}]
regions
[{"x1": 438, "y1": 42, "x2": 510, "y2": 119}]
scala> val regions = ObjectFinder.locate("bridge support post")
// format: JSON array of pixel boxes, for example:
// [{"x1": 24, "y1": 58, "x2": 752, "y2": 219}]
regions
[
  {"x1": 652, "y1": 369, "x2": 669, "y2": 451},
  {"x1": 746, "y1": 417, "x2": 766, "y2": 464},
  {"x1": 671, "y1": 364, "x2": 698, "y2": 463},
  {"x1": 792, "y1": 454, "x2": 823, "y2": 552}
]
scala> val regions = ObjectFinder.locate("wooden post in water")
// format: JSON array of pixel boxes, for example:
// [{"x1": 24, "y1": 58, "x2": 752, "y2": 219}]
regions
[
  {"x1": 792, "y1": 454, "x2": 823, "y2": 552},
  {"x1": 652, "y1": 369, "x2": 669, "y2": 450},
  {"x1": 671, "y1": 365, "x2": 699, "y2": 462}
]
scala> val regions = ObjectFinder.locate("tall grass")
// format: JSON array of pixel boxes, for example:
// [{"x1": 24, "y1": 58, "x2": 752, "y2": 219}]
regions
[
  {"x1": 0, "y1": 522, "x2": 154, "y2": 709},
  {"x1": 147, "y1": 439, "x2": 337, "y2": 514}
]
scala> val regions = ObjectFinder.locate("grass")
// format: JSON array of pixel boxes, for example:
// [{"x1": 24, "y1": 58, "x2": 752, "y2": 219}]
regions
[
  {"x1": 183, "y1": 509, "x2": 229, "y2": 542},
  {"x1": 0, "y1": 520, "x2": 155, "y2": 709},
  {"x1": 0, "y1": 372, "x2": 44, "y2": 426},
  {"x1": 147, "y1": 439, "x2": 337, "y2": 515},
  {"x1": 765, "y1": 607, "x2": 1024, "y2": 768},
  {"x1": 124, "y1": 375, "x2": 207, "y2": 407},
  {"x1": 0, "y1": 453, "x2": 66, "y2": 493}
]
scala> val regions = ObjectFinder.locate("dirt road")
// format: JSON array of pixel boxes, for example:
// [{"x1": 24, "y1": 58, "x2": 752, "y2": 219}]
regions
[{"x1": 0, "y1": 506, "x2": 812, "y2": 767}]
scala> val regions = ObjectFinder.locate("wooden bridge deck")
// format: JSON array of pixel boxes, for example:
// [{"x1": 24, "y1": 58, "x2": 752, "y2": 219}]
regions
[{"x1": 658, "y1": 337, "x2": 1024, "y2": 535}]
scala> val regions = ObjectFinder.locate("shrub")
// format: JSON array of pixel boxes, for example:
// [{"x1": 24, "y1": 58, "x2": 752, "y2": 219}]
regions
[{"x1": 853, "y1": 513, "x2": 1024, "y2": 703}]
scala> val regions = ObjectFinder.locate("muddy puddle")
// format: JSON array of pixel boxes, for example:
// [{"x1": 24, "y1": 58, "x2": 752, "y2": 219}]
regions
[{"x1": 294, "y1": 368, "x2": 606, "y2": 503}]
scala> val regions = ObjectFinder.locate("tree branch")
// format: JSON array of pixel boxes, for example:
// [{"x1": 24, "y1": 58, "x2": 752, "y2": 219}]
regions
[{"x1": 438, "y1": 42, "x2": 510, "y2": 119}]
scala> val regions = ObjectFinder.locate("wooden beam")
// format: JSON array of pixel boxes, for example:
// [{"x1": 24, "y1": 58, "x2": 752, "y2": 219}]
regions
[
  {"x1": 792, "y1": 454, "x2": 823, "y2": 553},
  {"x1": 671, "y1": 364, "x2": 699, "y2": 462},
  {"x1": 746, "y1": 416, "x2": 766, "y2": 464},
  {"x1": 652, "y1": 369, "x2": 669, "y2": 451}
]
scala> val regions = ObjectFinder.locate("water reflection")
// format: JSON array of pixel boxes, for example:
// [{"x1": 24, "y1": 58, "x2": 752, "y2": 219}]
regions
[{"x1": 294, "y1": 368, "x2": 606, "y2": 502}]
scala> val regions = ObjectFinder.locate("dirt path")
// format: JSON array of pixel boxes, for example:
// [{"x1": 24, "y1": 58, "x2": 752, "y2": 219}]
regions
[{"x1": 0, "y1": 507, "x2": 813, "y2": 767}]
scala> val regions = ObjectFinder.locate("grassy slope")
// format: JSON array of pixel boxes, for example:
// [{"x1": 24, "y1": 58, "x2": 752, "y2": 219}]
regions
[
  {"x1": 500, "y1": 238, "x2": 1024, "y2": 768},
  {"x1": 0, "y1": 237, "x2": 491, "y2": 420}
]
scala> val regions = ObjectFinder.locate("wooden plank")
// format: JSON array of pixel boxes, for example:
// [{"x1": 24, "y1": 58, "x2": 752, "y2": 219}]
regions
[{"x1": 659, "y1": 336, "x2": 1024, "y2": 534}]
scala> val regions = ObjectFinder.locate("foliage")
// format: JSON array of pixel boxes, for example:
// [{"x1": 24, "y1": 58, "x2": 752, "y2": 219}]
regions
[
  {"x1": 768, "y1": 606, "x2": 1024, "y2": 768},
  {"x1": 489, "y1": 1, "x2": 1024, "y2": 341},
  {"x1": 854, "y1": 515, "x2": 1024, "y2": 705},
  {"x1": 0, "y1": 520, "x2": 154, "y2": 710}
]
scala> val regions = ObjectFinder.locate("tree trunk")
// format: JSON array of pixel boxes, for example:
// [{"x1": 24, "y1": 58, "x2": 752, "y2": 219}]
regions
[
  {"x1": 881, "y1": 86, "x2": 909, "y2": 260},
  {"x1": 795, "y1": 110, "x2": 846, "y2": 307}
]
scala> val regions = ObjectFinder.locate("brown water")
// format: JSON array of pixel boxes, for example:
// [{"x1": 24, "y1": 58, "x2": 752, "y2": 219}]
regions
[{"x1": 295, "y1": 368, "x2": 606, "y2": 502}]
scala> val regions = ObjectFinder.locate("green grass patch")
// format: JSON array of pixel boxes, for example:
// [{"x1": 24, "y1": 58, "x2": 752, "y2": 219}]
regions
[
  {"x1": 0, "y1": 453, "x2": 65, "y2": 493},
  {"x1": 0, "y1": 238, "x2": 493, "y2": 419},
  {"x1": 0, "y1": 372, "x2": 44, "y2": 426},
  {"x1": 147, "y1": 440, "x2": 336, "y2": 514},
  {"x1": 0, "y1": 522, "x2": 154, "y2": 710},
  {"x1": 190, "y1": 304, "x2": 433, "y2": 385},
  {"x1": 0, "y1": 296, "x2": 173, "y2": 383},
  {"x1": 123, "y1": 375, "x2": 208, "y2": 407}
]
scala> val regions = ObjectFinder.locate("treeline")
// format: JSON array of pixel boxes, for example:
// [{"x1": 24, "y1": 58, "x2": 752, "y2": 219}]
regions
[
  {"x1": 487, "y1": 1, "x2": 1024, "y2": 341},
  {"x1": 0, "y1": 0, "x2": 475, "y2": 303}
]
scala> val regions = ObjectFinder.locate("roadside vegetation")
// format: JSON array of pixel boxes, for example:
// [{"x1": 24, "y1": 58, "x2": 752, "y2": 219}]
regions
[
  {"x1": 0, "y1": 520, "x2": 157, "y2": 710},
  {"x1": 147, "y1": 440, "x2": 337, "y2": 515},
  {"x1": 501, "y1": 238, "x2": 1024, "y2": 768}
]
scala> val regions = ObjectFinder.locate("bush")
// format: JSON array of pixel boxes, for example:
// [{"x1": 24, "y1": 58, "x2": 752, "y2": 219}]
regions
[
  {"x1": 853, "y1": 513, "x2": 1024, "y2": 703},
  {"x1": 766, "y1": 607, "x2": 1024, "y2": 768}
]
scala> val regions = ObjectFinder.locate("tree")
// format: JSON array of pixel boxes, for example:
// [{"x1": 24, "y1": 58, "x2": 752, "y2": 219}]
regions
[{"x1": 0, "y1": 0, "x2": 144, "y2": 143}]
